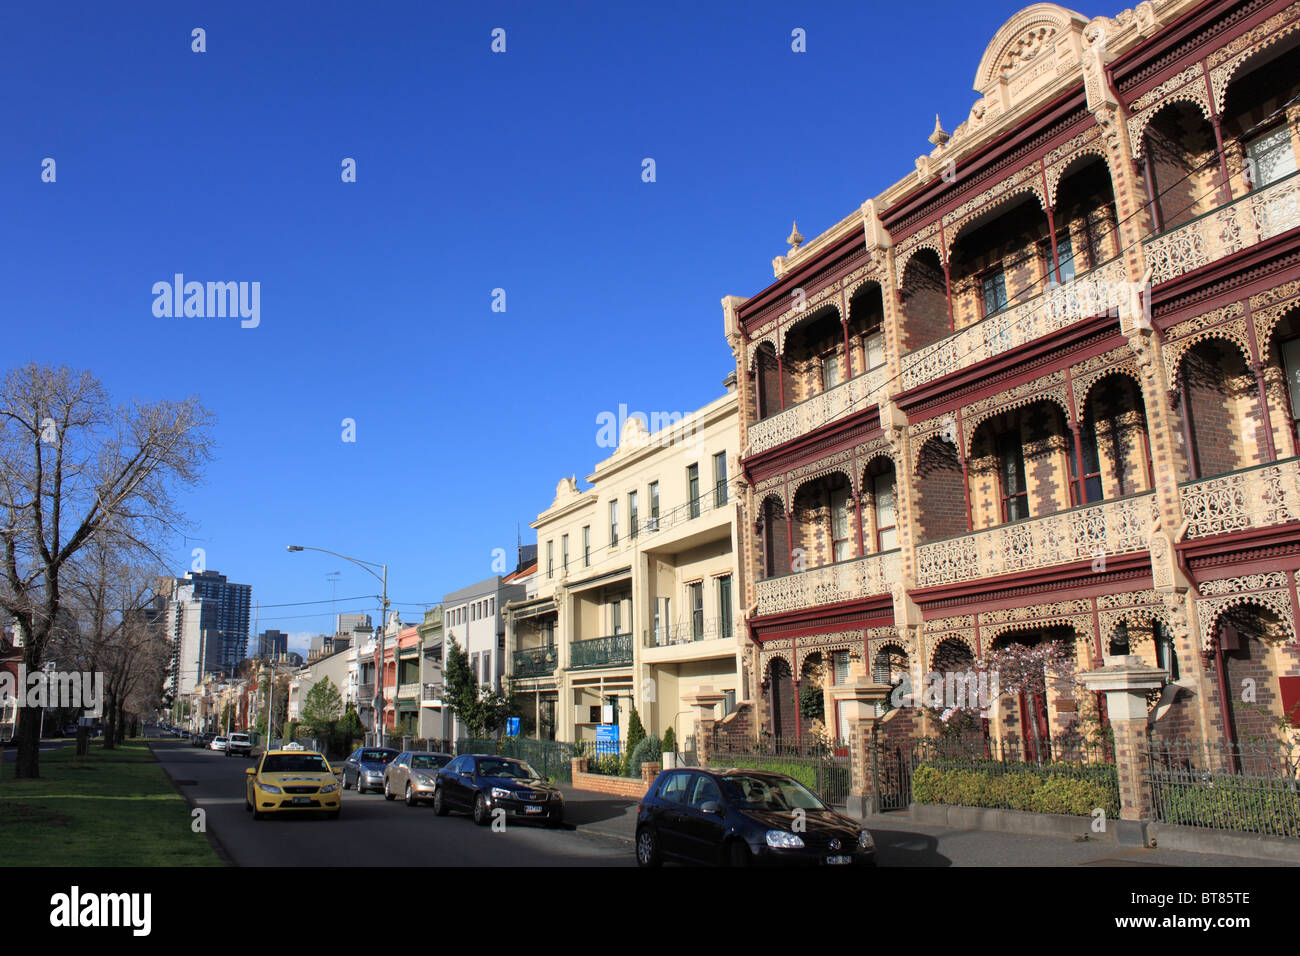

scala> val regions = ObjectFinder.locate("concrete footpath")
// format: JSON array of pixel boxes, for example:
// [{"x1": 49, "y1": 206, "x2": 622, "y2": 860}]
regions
[{"x1": 558, "y1": 785, "x2": 1284, "y2": 866}]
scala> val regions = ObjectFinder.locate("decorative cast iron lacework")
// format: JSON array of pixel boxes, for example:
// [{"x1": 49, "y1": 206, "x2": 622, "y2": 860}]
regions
[
  {"x1": 914, "y1": 492, "x2": 1154, "y2": 588},
  {"x1": 898, "y1": 259, "x2": 1127, "y2": 393},
  {"x1": 1145, "y1": 170, "x2": 1300, "y2": 285},
  {"x1": 512, "y1": 646, "x2": 558, "y2": 678},
  {"x1": 568, "y1": 633, "x2": 633, "y2": 669},
  {"x1": 754, "y1": 550, "x2": 901, "y2": 617},
  {"x1": 1179, "y1": 458, "x2": 1300, "y2": 539},
  {"x1": 746, "y1": 363, "x2": 891, "y2": 457}
]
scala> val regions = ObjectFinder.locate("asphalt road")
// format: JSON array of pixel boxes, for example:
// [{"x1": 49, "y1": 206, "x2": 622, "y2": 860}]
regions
[{"x1": 151, "y1": 740, "x2": 633, "y2": 866}]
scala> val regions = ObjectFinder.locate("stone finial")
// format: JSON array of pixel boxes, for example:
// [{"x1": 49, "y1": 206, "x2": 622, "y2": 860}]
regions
[
  {"x1": 929, "y1": 114, "x2": 950, "y2": 147},
  {"x1": 786, "y1": 221, "x2": 804, "y2": 251}
]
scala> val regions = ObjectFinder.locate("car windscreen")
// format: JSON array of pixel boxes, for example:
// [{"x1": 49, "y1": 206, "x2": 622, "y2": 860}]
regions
[
  {"x1": 262, "y1": 754, "x2": 330, "y2": 774},
  {"x1": 410, "y1": 755, "x2": 449, "y2": 770},
  {"x1": 475, "y1": 758, "x2": 540, "y2": 780},
  {"x1": 723, "y1": 774, "x2": 828, "y2": 811},
  {"x1": 360, "y1": 750, "x2": 396, "y2": 763}
]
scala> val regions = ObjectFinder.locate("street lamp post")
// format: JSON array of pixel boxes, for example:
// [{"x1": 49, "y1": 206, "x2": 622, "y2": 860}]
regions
[{"x1": 287, "y1": 545, "x2": 389, "y2": 744}]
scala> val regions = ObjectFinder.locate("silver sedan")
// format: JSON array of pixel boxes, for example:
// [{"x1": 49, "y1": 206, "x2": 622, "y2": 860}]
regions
[{"x1": 384, "y1": 751, "x2": 454, "y2": 806}]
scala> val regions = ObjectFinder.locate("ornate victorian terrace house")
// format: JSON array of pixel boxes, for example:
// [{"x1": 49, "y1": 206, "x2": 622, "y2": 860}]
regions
[{"x1": 726, "y1": 0, "x2": 1300, "y2": 753}]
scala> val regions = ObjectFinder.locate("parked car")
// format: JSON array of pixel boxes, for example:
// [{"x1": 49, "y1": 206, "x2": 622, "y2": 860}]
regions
[
  {"x1": 432, "y1": 754, "x2": 563, "y2": 826},
  {"x1": 384, "y1": 751, "x2": 453, "y2": 806},
  {"x1": 244, "y1": 749, "x2": 341, "y2": 820},
  {"x1": 340, "y1": 747, "x2": 398, "y2": 793},
  {"x1": 634, "y1": 768, "x2": 875, "y2": 867},
  {"x1": 210, "y1": 736, "x2": 229, "y2": 752},
  {"x1": 226, "y1": 733, "x2": 254, "y2": 758}
]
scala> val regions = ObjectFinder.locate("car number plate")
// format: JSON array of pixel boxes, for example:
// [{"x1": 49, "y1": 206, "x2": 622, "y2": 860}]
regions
[
  {"x1": 826, "y1": 854, "x2": 852, "y2": 865},
  {"x1": 292, "y1": 797, "x2": 312, "y2": 805}
]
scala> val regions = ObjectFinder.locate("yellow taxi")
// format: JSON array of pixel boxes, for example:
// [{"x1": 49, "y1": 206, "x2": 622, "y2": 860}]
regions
[{"x1": 245, "y1": 748, "x2": 342, "y2": 820}]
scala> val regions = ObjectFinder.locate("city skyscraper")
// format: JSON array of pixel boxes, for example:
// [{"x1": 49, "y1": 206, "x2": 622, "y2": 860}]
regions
[{"x1": 174, "y1": 570, "x2": 252, "y2": 673}]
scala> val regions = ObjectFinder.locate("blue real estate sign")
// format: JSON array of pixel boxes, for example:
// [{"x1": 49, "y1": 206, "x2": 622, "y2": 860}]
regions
[
  {"x1": 596, "y1": 723, "x2": 620, "y2": 755},
  {"x1": 506, "y1": 717, "x2": 520, "y2": 737}
]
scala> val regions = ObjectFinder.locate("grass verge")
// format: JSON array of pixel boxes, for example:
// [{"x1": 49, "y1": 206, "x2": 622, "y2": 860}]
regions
[{"x1": 0, "y1": 740, "x2": 223, "y2": 866}]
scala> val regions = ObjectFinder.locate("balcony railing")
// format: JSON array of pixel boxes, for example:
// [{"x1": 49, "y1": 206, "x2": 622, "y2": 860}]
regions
[
  {"x1": 747, "y1": 363, "x2": 890, "y2": 457},
  {"x1": 421, "y1": 682, "x2": 444, "y2": 702},
  {"x1": 914, "y1": 492, "x2": 1155, "y2": 588},
  {"x1": 1179, "y1": 457, "x2": 1300, "y2": 539},
  {"x1": 356, "y1": 682, "x2": 374, "y2": 702},
  {"x1": 397, "y1": 682, "x2": 421, "y2": 702},
  {"x1": 513, "y1": 645, "x2": 559, "y2": 679},
  {"x1": 899, "y1": 258, "x2": 1127, "y2": 393},
  {"x1": 569, "y1": 633, "x2": 634, "y2": 670},
  {"x1": 643, "y1": 615, "x2": 734, "y2": 648},
  {"x1": 755, "y1": 549, "x2": 901, "y2": 617},
  {"x1": 1146, "y1": 169, "x2": 1300, "y2": 285}
]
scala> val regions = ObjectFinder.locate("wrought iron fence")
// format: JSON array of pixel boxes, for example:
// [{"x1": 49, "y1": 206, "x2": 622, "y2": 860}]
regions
[
  {"x1": 1146, "y1": 740, "x2": 1300, "y2": 838},
  {"x1": 569, "y1": 633, "x2": 634, "y2": 669},
  {"x1": 456, "y1": 736, "x2": 582, "y2": 783},
  {"x1": 883, "y1": 734, "x2": 1118, "y2": 816},
  {"x1": 710, "y1": 733, "x2": 851, "y2": 807}
]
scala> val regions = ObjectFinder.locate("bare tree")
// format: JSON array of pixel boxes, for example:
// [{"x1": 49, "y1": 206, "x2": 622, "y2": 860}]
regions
[{"x1": 0, "y1": 364, "x2": 214, "y2": 777}]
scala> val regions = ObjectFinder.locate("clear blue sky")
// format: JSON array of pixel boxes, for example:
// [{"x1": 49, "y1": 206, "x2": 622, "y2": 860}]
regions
[{"x1": 2, "y1": 0, "x2": 1028, "y2": 653}]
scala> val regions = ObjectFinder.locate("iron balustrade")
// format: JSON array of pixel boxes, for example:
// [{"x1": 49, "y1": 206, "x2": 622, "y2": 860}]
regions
[
  {"x1": 568, "y1": 633, "x2": 634, "y2": 669},
  {"x1": 1178, "y1": 456, "x2": 1300, "y2": 539},
  {"x1": 1145, "y1": 739, "x2": 1299, "y2": 838},
  {"x1": 1145, "y1": 168, "x2": 1300, "y2": 285},
  {"x1": 643, "y1": 615, "x2": 732, "y2": 648},
  {"x1": 512, "y1": 645, "x2": 559, "y2": 678}
]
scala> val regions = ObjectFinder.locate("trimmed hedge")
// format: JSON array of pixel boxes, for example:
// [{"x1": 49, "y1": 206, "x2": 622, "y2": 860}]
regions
[
  {"x1": 1152, "y1": 774, "x2": 1300, "y2": 838},
  {"x1": 911, "y1": 762, "x2": 1119, "y2": 817},
  {"x1": 711, "y1": 755, "x2": 849, "y2": 803}
]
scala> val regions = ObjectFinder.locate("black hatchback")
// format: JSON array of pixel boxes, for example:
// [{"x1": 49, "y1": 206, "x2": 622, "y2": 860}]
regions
[
  {"x1": 432, "y1": 754, "x2": 564, "y2": 826},
  {"x1": 636, "y1": 768, "x2": 875, "y2": 867}
]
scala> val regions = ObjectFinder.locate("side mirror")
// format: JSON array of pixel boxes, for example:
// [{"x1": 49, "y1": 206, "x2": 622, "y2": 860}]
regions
[
  {"x1": 699, "y1": 800, "x2": 722, "y2": 814},
  {"x1": 244, "y1": 768, "x2": 256, "y2": 776}
]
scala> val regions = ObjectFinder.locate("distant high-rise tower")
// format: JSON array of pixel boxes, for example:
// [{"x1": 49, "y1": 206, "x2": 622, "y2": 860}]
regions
[{"x1": 173, "y1": 570, "x2": 252, "y2": 672}]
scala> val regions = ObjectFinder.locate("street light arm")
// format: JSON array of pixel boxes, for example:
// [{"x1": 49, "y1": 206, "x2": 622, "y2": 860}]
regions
[{"x1": 287, "y1": 545, "x2": 386, "y2": 587}]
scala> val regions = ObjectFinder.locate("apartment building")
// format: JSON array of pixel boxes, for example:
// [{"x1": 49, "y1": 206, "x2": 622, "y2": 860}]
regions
[
  {"x1": 725, "y1": 0, "x2": 1300, "y2": 751},
  {"x1": 507, "y1": 383, "x2": 745, "y2": 745},
  {"x1": 443, "y1": 573, "x2": 528, "y2": 738}
]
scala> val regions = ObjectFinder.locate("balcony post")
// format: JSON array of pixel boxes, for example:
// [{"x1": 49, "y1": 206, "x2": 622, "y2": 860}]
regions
[
  {"x1": 959, "y1": 452, "x2": 974, "y2": 531},
  {"x1": 1042, "y1": 168, "x2": 1062, "y2": 284},
  {"x1": 1068, "y1": 421, "x2": 1088, "y2": 505},
  {"x1": 1204, "y1": 73, "x2": 1234, "y2": 205},
  {"x1": 841, "y1": 314, "x2": 853, "y2": 379},
  {"x1": 777, "y1": 349, "x2": 786, "y2": 411},
  {"x1": 1251, "y1": 364, "x2": 1279, "y2": 463},
  {"x1": 853, "y1": 493, "x2": 867, "y2": 559}
]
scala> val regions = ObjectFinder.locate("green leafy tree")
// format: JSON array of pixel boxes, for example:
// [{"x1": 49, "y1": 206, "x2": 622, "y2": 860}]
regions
[
  {"x1": 624, "y1": 706, "x2": 646, "y2": 775},
  {"x1": 301, "y1": 677, "x2": 343, "y2": 734},
  {"x1": 799, "y1": 681, "x2": 825, "y2": 722},
  {"x1": 444, "y1": 637, "x2": 482, "y2": 735},
  {"x1": 661, "y1": 725, "x2": 676, "y2": 754}
]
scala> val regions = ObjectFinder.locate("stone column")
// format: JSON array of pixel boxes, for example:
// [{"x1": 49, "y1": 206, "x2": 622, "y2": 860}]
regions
[
  {"x1": 684, "y1": 686, "x2": 726, "y2": 767},
  {"x1": 832, "y1": 681, "x2": 893, "y2": 818},
  {"x1": 1077, "y1": 656, "x2": 1168, "y2": 845}
]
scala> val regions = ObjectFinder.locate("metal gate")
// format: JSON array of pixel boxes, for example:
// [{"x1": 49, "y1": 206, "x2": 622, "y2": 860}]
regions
[{"x1": 871, "y1": 741, "x2": 914, "y2": 811}]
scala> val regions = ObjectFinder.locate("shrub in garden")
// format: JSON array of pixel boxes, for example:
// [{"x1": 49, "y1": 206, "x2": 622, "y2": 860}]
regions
[
  {"x1": 625, "y1": 735, "x2": 661, "y2": 778},
  {"x1": 660, "y1": 726, "x2": 676, "y2": 754}
]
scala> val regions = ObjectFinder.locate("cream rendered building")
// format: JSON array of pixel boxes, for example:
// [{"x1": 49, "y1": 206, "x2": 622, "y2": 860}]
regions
[{"x1": 507, "y1": 382, "x2": 746, "y2": 747}]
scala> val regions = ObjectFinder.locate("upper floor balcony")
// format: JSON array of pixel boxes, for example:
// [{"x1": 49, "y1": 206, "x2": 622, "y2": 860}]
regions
[
  {"x1": 747, "y1": 362, "x2": 890, "y2": 457},
  {"x1": 421, "y1": 682, "x2": 444, "y2": 703},
  {"x1": 569, "y1": 633, "x2": 634, "y2": 670},
  {"x1": 643, "y1": 615, "x2": 734, "y2": 648},
  {"x1": 397, "y1": 682, "x2": 421, "y2": 703},
  {"x1": 512, "y1": 645, "x2": 559, "y2": 679},
  {"x1": 755, "y1": 550, "x2": 900, "y2": 617},
  {"x1": 1145, "y1": 168, "x2": 1300, "y2": 286},
  {"x1": 898, "y1": 257, "x2": 1126, "y2": 393},
  {"x1": 1179, "y1": 457, "x2": 1300, "y2": 541}
]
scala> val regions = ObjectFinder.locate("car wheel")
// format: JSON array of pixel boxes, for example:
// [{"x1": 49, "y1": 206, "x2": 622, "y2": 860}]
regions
[
  {"x1": 472, "y1": 793, "x2": 490, "y2": 826},
  {"x1": 244, "y1": 795, "x2": 252, "y2": 813},
  {"x1": 252, "y1": 807, "x2": 264, "y2": 821},
  {"x1": 384, "y1": 779, "x2": 395, "y2": 801},
  {"x1": 636, "y1": 827, "x2": 662, "y2": 867},
  {"x1": 432, "y1": 787, "x2": 448, "y2": 817},
  {"x1": 405, "y1": 783, "x2": 416, "y2": 807},
  {"x1": 728, "y1": 840, "x2": 752, "y2": 867},
  {"x1": 341, "y1": 772, "x2": 350, "y2": 791}
]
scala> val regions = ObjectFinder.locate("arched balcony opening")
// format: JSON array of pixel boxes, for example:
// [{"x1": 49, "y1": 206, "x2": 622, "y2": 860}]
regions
[
  {"x1": 800, "y1": 652, "x2": 827, "y2": 735},
  {"x1": 914, "y1": 435, "x2": 967, "y2": 545},
  {"x1": 1220, "y1": 37, "x2": 1300, "y2": 201},
  {"x1": 763, "y1": 657, "x2": 797, "y2": 738},
  {"x1": 1174, "y1": 338, "x2": 1266, "y2": 481},
  {"x1": 757, "y1": 495, "x2": 790, "y2": 579},
  {"x1": 1078, "y1": 372, "x2": 1154, "y2": 505},
  {"x1": 1210, "y1": 601, "x2": 1297, "y2": 768},
  {"x1": 986, "y1": 626, "x2": 1078, "y2": 760},
  {"x1": 1051, "y1": 155, "x2": 1120, "y2": 280},
  {"x1": 899, "y1": 248, "x2": 950, "y2": 354},
  {"x1": 1140, "y1": 102, "x2": 1222, "y2": 232},
  {"x1": 791, "y1": 472, "x2": 857, "y2": 568},
  {"x1": 860, "y1": 457, "x2": 898, "y2": 554},
  {"x1": 753, "y1": 341, "x2": 782, "y2": 420},
  {"x1": 968, "y1": 400, "x2": 1072, "y2": 530},
  {"x1": 1262, "y1": 306, "x2": 1300, "y2": 455},
  {"x1": 948, "y1": 192, "x2": 1051, "y2": 332},
  {"x1": 1105, "y1": 617, "x2": 1179, "y2": 679},
  {"x1": 847, "y1": 282, "x2": 887, "y2": 379},
  {"x1": 782, "y1": 305, "x2": 845, "y2": 407}
]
